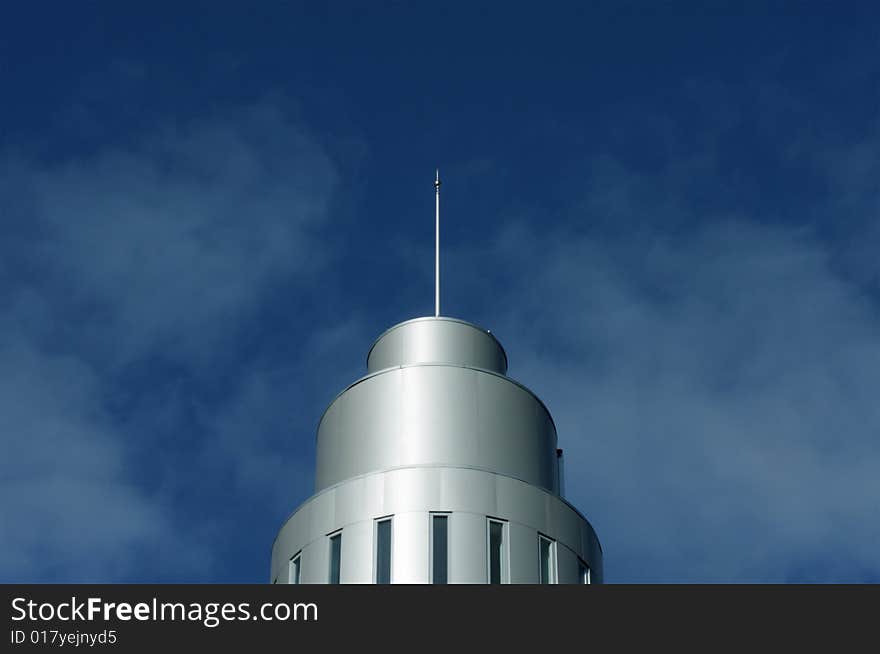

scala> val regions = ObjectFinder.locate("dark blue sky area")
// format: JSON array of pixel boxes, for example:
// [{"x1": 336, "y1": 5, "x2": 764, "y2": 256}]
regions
[{"x1": 2, "y1": 3, "x2": 879, "y2": 582}]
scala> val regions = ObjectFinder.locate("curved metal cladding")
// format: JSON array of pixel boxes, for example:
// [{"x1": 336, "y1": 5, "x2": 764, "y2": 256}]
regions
[
  {"x1": 271, "y1": 467, "x2": 603, "y2": 584},
  {"x1": 315, "y1": 365, "x2": 559, "y2": 493},
  {"x1": 367, "y1": 316, "x2": 508, "y2": 374},
  {"x1": 271, "y1": 316, "x2": 603, "y2": 583}
]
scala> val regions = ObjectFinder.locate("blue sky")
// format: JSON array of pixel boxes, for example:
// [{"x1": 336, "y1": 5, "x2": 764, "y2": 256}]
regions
[{"x1": 2, "y1": 3, "x2": 879, "y2": 582}]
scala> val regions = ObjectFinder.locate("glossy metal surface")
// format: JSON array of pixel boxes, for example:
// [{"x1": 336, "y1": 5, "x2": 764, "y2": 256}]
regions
[
  {"x1": 271, "y1": 315, "x2": 603, "y2": 584},
  {"x1": 367, "y1": 317, "x2": 508, "y2": 374},
  {"x1": 315, "y1": 363, "x2": 558, "y2": 493},
  {"x1": 270, "y1": 466, "x2": 602, "y2": 584}
]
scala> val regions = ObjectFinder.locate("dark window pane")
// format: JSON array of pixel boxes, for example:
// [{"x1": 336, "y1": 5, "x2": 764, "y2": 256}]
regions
[
  {"x1": 376, "y1": 520, "x2": 392, "y2": 584},
  {"x1": 290, "y1": 555, "x2": 301, "y2": 584},
  {"x1": 579, "y1": 561, "x2": 591, "y2": 585},
  {"x1": 489, "y1": 521, "x2": 503, "y2": 584},
  {"x1": 432, "y1": 515, "x2": 448, "y2": 584},
  {"x1": 540, "y1": 538, "x2": 552, "y2": 584},
  {"x1": 329, "y1": 534, "x2": 341, "y2": 584}
]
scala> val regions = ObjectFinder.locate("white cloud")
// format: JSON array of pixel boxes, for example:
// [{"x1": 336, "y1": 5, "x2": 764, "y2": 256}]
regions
[
  {"x1": 475, "y1": 216, "x2": 880, "y2": 581},
  {"x1": 3, "y1": 103, "x2": 337, "y2": 367},
  {"x1": 0, "y1": 103, "x2": 340, "y2": 581},
  {"x1": 0, "y1": 339, "x2": 206, "y2": 581}
]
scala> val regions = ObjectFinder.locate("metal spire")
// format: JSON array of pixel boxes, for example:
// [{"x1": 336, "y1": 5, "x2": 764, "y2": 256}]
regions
[{"x1": 434, "y1": 169, "x2": 441, "y2": 317}]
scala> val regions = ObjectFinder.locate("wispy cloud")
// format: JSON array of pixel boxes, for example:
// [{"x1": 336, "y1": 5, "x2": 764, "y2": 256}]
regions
[
  {"x1": 455, "y1": 159, "x2": 880, "y2": 582},
  {"x1": 0, "y1": 103, "x2": 341, "y2": 581}
]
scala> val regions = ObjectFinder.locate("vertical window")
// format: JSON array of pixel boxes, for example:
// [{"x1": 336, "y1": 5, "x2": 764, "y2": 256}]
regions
[
  {"x1": 375, "y1": 517, "x2": 392, "y2": 584},
  {"x1": 431, "y1": 513, "x2": 448, "y2": 584},
  {"x1": 579, "y1": 560, "x2": 591, "y2": 585},
  {"x1": 328, "y1": 532, "x2": 342, "y2": 584},
  {"x1": 488, "y1": 519, "x2": 506, "y2": 584},
  {"x1": 289, "y1": 552, "x2": 301, "y2": 585},
  {"x1": 539, "y1": 535, "x2": 556, "y2": 584},
  {"x1": 556, "y1": 448, "x2": 565, "y2": 498}
]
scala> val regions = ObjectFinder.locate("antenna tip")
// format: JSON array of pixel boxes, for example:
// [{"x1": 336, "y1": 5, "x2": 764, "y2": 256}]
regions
[{"x1": 434, "y1": 169, "x2": 441, "y2": 189}]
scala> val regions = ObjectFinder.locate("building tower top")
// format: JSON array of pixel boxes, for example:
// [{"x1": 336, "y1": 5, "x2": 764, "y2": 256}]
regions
[
  {"x1": 269, "y1": 172, "x2": 603, "y2": 585},
  {"x1": 366, "y1": 316, "x2": 508, "y2": 374}
]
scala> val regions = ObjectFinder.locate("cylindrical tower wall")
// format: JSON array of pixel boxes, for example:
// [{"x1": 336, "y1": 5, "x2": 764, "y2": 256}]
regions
[
  {"x1": 367, "y1": 317, "x2": 507, "y2": 374},
  {"x1": 271, "y1": 466, "x2": 603, "y2": 584},
  {"x1": 315, "y1": 365, "x2": 559, "y2": 493},
  {"x1": 272, "y1": 316, "x2": 603, "y2": 584}
]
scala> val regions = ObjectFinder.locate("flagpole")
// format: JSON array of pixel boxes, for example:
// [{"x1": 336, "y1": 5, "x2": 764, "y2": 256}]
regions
[{"x1": 434, "y1": 169, "x2": 441, "y2": 317}]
